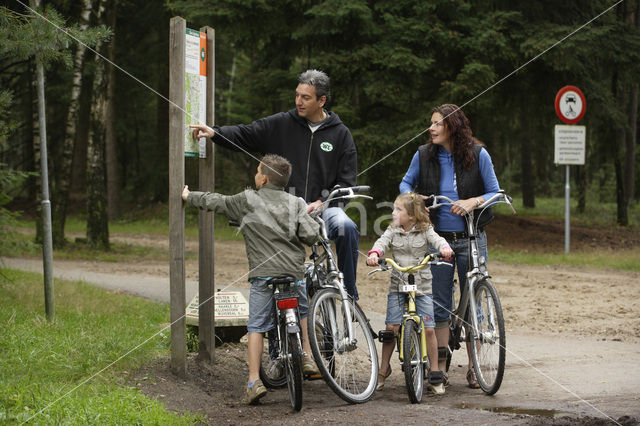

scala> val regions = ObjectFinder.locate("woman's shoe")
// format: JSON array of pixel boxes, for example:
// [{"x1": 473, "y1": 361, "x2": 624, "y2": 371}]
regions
[
  {"x1": 376, "y1": 366, "x2": 392, "y2": 391},
  {"x1": 466, "y1": 368, "x2": 480, "y2": 389}
]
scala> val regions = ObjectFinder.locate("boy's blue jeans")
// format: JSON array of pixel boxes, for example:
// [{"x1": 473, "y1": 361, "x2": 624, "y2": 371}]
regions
[
  {"x1": 430, "y1": 231, "x2": 488, "y2": 324},
  {"x1": 322, "y1": 207, "x2": 360, "y2": 300}
]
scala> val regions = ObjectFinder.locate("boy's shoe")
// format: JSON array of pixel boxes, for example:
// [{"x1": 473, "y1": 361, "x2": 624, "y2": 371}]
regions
[
  {"x1": 428, "y1": 383, "x2": 446, "y2": 395},
  {"x1": 302, "y1": 358, "x2": 320, "y2": 376},
  {"x1": 243, "y1": 379, "x2": 267, "y2": 405}
]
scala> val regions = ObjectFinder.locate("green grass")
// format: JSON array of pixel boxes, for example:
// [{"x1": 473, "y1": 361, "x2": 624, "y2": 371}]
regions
[
  {"x1": 492, "y1": 196, "x2": 640, "y2": 228},
  {"x1": 491, "y1": 246, "x2": 640, "y2": 271},
  {"x1": 0, "y1": 268, "x2": 202, "y2": 424}
]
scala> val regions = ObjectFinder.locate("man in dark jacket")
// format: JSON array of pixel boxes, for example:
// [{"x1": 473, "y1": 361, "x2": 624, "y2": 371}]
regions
[{"x1": 191, "y1": 69, "x2": 360, "y2": 299}]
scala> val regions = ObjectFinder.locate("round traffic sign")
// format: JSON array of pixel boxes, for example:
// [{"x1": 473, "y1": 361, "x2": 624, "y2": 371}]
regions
[{"x1": 555, "y1": 85, "x2": 586, "y2": 124}]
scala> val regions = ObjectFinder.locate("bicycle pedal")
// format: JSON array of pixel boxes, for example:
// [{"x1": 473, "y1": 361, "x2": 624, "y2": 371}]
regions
[
  {"x1": 304, "y1": 372, "x2": 323, "y2": 381},
  {"x1": 378, "y1": 330, "x2": 395, "y2": 343}
]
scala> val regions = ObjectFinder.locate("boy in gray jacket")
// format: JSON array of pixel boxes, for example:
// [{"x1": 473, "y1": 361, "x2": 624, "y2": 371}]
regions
[{"x1": 182, "y1": 154, "x2": 320, "y2": 405}]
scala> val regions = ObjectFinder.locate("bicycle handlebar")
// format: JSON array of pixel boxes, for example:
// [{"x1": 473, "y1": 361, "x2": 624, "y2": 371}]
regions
[
  {"x1": 368, "y1": 253, "x2": 452, "y2": 276},
  {"x1": 310, "y1": 185, "x2": 372, "y2": 217},
  {"x1": 428, "y1": 190, "x2": 516, "y2": 214}
]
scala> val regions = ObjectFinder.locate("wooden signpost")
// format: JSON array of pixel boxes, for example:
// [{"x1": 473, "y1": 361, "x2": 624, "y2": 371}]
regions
[{"x1": 169, "y1": 16, "x2": 216, "y2": 376}]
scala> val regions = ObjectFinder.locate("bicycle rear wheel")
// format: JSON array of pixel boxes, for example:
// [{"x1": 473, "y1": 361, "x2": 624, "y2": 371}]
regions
[
  {"x1": 259, "y1": 330, "x2": 286, "y2": 389},
  {"x1": 283, "y1": 331, "x2": 303, "y2": 411},
  {"x1": 402, "y1": 319, "x2": 423, "y2": 403},
  {"x1": 469, "y1": 279, "x2": 505, "y2": 395},
  {"x1": 308, "y1": 288, "x2": 378, "y2": 404}
]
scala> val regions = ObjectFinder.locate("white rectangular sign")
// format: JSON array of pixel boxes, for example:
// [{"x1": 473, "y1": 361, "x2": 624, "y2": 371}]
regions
[
  {"x1": 185, "y1": 291, "x2": 249, "y2": 327},
  {"x1": 554, "y1": 125, "x2": 585, "y2": 165}
]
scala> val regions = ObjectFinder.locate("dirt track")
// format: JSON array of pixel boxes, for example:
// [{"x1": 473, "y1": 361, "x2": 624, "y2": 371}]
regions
[{"x1": 3, "y1": 216, "x2": 640, "y2": 424}]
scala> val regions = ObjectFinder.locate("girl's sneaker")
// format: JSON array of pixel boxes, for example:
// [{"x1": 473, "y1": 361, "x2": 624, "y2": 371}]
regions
[
  {"x1": 428, "y1": 382, "x2": 445, "y2": 395},
  {"x1": 427, "y1": 370, "x2": 446, "y2": 395}
]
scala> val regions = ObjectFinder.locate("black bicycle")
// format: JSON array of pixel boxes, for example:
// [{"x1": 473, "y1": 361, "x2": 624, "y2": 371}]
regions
[
  {"x1": 257, "y1": 276, "x2": 304, "y2": 411},
  {"x1": 429, "y1": 190, "x2": 515, "y2": 395}
]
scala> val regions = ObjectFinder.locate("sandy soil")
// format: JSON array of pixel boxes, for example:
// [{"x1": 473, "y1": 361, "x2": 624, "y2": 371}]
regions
[{"x1": 5, "y1": 215, "x2": 640, "y2": 424}]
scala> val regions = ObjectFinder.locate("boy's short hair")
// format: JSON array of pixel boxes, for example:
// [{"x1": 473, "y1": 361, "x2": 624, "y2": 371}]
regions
[{"x1": 261, "y1": 154, "x2": 292, "y2": 188}]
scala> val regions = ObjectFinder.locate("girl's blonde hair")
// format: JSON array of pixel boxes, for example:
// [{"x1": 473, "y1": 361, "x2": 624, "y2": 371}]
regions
[{"x1": 395, "y1": 193, "x2": 432, "y2": 232}]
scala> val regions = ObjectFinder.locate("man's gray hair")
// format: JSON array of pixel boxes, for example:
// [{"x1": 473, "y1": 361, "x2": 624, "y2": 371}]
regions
[{"x1": 298, "y1": 69, "x2": 331, "y2": 103}]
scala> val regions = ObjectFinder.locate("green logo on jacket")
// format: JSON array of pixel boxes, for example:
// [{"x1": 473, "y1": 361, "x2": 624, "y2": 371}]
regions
[{"x1": 320, "y1": 142, "x2": 333, "y2": 152}]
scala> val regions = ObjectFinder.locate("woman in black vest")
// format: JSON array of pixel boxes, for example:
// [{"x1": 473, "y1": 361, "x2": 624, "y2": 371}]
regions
[{"x1": 399, "y1": 104, "x2": 500, "y2": 388}]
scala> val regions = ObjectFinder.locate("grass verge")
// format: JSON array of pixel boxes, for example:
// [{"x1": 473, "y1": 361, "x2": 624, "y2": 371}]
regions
[
  {"x1": 491, "y1": 246, "x2": 640, "y2": 271},
  {"x1": 0, "y1": 268, "x2": 202, "y2": 424}
]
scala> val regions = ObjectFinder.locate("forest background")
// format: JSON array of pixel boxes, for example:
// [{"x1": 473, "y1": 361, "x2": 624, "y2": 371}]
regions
[{"x1": 1, "y1": 0, "x2": 638, "y2": 249}]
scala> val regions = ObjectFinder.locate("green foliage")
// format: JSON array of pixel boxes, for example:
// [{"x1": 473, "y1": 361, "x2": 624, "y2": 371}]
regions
[
  {"x1": 0, "y1": 89, "x2": 36, "y2": 255},
  {"x1": 0, "y1": 5, "x2": 111, "y2": 68},
  {"x1": 0, "y1": 268, "x2": 201, "y2": 424},
  {"x1": 3, "y1": 0, "x2": 639, "y2": 229}
]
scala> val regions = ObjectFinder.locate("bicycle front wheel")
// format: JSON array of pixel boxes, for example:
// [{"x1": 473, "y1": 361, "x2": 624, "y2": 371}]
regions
[
  {"x1": 283, "y1": 331, "x2": 303, "y2": 411},
  {"x1": 469, "y1": 279, "x2": 506, "y2": 395},
  {"x1": 402, "y1": 319, "x2": 423, "y2": 404},
  {"x1": 259, "y1": 330, "x2": 286, "y2": 389},
  {"x1": 308, "y1": 288, "x2": 378, "y2": 404}
]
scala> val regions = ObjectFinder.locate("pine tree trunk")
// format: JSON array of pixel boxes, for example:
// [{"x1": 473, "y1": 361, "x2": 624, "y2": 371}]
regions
[
  {"x1": 520, "y1": 106, "x2": 535, "y2": 208},
  {"x1": 105, "y1": 4, "x2": 120, "y2": 219},
  {"x1": 626, "y1": 84, "x2": 638, "y2": 203},
  {"x1": 51, "y1": 0, "x2": 92, "y2": 247},
  {"x1": 86, "y1": 0, "x2": 110, "y2": 249}
]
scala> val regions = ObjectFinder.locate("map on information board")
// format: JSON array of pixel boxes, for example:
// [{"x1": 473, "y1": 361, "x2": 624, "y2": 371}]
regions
[{"x1": 184, "y1": 28, "x2": 207, "y2": 158}]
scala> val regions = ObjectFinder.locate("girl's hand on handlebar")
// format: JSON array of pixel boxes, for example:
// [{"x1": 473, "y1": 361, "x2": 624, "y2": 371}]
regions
[
  {"x1": 439, "y1": 245, "x2": 453, "y2": 260},
  {"x1": 182, "y1": 185, "x2": 190, "y2": 201},
  {"x1": 366, "y1": 253, "x2": 379, "y2": 267}
]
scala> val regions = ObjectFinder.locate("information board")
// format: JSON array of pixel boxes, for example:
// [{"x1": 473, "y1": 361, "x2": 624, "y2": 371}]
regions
[{"x1": 184, "y1": 28, "x2": 207, "y2": 158}]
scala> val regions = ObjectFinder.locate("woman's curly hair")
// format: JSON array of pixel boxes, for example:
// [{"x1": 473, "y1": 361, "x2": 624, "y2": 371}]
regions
[{"x1": 432, "y1": 104, "x2": 484, "y2": 171}]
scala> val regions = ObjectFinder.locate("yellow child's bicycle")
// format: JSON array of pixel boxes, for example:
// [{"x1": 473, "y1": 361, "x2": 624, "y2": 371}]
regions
[{"x1": 368, "y1": 253, "x2": 452, "y2": 403}]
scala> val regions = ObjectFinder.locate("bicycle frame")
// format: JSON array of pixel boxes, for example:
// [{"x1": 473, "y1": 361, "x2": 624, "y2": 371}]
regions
[
  {"x1": 429, "y1": 191, "x2": 515, "y2": 358},
  {"x1": 397, "y1": 279, "x2": 428, "y2": 365},
  {"x1": 370, "y1": 255, "x2": 445, "y2": 363},
  {"x1": 306, "y1": 186, "x2": 372, "y2": 351}
]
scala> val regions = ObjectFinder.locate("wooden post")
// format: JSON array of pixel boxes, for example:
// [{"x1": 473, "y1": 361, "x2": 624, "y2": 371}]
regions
[
  {"x1": 168, "y1": 16, "x2": 186, "y2": 377},
  {"x1": 197, "y1": 26, "x2": 216, "y2": 364}
]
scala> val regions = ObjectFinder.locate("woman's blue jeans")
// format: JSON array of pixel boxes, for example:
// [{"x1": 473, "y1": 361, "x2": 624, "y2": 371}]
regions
[{"x1": 430, "y1": 231, "x2": 488, "y2": 324}]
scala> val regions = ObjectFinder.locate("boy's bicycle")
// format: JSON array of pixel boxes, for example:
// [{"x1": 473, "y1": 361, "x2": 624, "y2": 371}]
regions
[
  {"x1": 368, "y1": 253, "x2": 452, "y2": 403},
  {"x1": 428, "y1": 190, "x2": 515, "y2": 395},
  {"x1": 305, "y1": 186, "x2": 379, "y2": 404},
  {"x1": 257, "y1": 276, "x2": 305, "y2": 411}
]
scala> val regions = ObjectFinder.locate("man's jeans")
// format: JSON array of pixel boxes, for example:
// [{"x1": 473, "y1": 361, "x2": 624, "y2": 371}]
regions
[
  {"x1": 322, "y1": 207, "x2": 360, "y2": 300},
  {"x1": 430, "y1": 231, "x2": 488, "y2": 323}
]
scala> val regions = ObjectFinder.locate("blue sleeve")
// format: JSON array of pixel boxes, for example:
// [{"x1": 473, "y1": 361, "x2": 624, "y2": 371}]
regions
[
  {"x1": 399, "y1": 151, "x2": 420, "y2": 193},
  {"x1": 479, "y1": 148, "x2": 500, "y2": 200}
]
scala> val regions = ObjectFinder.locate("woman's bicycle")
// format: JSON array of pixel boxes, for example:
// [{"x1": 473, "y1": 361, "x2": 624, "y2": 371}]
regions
[
  {"x1": 368, "y1": 253, "x2": 453, "y2": 403},
  {"x1": 304, "y1": 186, "x2": 379, "y2": 404},
  {"x1": 257, "y1": 276, "x2": 305, "y2": 411},
  {"x1": 428, "y1": 190, "x2": 515, "y2": 395}
]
